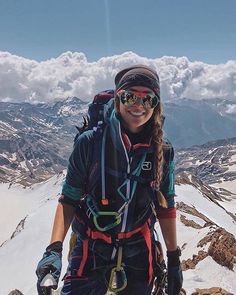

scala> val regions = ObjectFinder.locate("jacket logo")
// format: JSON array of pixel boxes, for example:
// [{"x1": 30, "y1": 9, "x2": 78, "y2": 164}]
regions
[{"x1": 142, "y1": 161, "x2": 152, "y2": 170}]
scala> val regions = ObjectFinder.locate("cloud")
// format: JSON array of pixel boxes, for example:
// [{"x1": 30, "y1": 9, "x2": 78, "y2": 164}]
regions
[
  {"x1": 225, "y1": 104, "x2": 236, "y2": 114},
  {"x1": 0, "y1": 51, "x2": 235, "y2": 103}
]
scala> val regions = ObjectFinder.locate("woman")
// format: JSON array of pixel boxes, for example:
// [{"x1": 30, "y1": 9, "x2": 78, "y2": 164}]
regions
[{"x1": 36, "y1": 65, "x2": 183, "y2": 295}]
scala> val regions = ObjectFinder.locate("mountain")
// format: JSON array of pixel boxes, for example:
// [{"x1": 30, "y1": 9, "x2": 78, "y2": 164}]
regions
[
  {"x1": 1, "y1": 105, "x2": 236, "y2": 294},
  {"x1": 175, "y1": 137, "x2": 236, "y2": 196},
  {"x1": 0, "y1": 98, "x2": 88, "y2": 185},
  {"x1": 0, "y1": 173, "x2": 71, "y2": 295},
  {"x1": 164, "y1": 98, "x2": 236, "y2": 148},
  {"x1": 1, "y1": 97, "x2": 236, "y2": 186},
  {"x1": 0, "y1": 170, "x2": 235, "y2": 294}
]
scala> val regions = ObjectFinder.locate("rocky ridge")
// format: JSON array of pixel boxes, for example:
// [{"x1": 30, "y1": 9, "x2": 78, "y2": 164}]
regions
[
  {"x1": 0, "y1": 98, "x2": 88, "y2": 185},
  {"x1": 181, "y1": 228, "x2": 236, "y2": 271},
  {"x1": 176, "y1": 137, "x2": 236, "y2": 188}
]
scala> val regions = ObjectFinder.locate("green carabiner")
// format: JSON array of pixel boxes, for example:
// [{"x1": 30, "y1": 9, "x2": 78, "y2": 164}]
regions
[
  {"x1": 108, "y1": 246, "x2": 127, "y2": 293},
  {"x1": 93, "y1": 211, "x2": 121, "y2": 232},
  {"x1": 108, "y1": 266, "x2": 127, "y2": 293}
]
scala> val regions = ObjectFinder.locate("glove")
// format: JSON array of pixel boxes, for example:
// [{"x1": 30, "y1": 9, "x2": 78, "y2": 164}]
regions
[
  {"x1": 36, "y1": 241, "x2": 63, "y2": 295},
  {"x1": 167, "y1": 247, "x2": 183, "y2": 295}
]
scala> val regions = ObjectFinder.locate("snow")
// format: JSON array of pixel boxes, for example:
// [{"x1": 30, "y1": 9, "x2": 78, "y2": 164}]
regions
[
  {"x1": 217, "y1": 196, "x2": 236, "y2": 215},
  {"x1": 0, "y1": 173, "x2": 70, "y2": 295},
  {"x1": 0, "y1": 175, "x2": 235, "y2": 294},
  {"x1": 177, "y1": 215, "x2": 213, "y2": 260},
  {"x1": 0, "y1": 183, "x2": 37, "y2": 245},
  {"x1": 10, "y1": 152, "x2": 17, "y2": 161},
  {"x1": 1, "y1": 153, "x2": 10, "y2": 159},
  {"x1": 208, "y1": 148, "x2": 217, "y2": 155},
  {"x1": 19, "y1": 160, "x2": 28, "y2": 170},
  {"x1": 58, "y1": 105, "x2": 87, "y2": 116},
  {"x1": 212, "y1": 179, "x2": 236, "y2": 194},
  {"x1": 183, "y1": 256, "x2": 236, "y2": 293},
  {"x1": 226, "y1": 163, "x2": 236, "y2": 172},
  {"x1": 0, "y1": 121, "x2": 18, "y2": 131},
  {"x1": 176, "y1": 184, "x2": 236, "y2": 236},
  {"x1": 195, "y1": 160, "x2": 202, "y2": 165}
]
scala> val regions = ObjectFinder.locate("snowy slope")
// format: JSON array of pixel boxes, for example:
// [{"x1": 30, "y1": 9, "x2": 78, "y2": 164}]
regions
[
  {"x1": 0, "y1": 172, "x2": 70, "y2": 295},
  {"x1": 0, "y1": 172, "x2": 66, "y2": 246},
  {"x1": 0, "y1": 174, "x2": 236, "y2": 294},
  {"x1": 175, "y1": 185, "x2": 236, "y2": 294},
  {"x1": 176, "y1": 184, "x2": 236, "y2": 236}
]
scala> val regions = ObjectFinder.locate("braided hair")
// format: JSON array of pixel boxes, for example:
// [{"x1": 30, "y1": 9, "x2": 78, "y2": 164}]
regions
[
  {"x1": 151, "y1": 103, "x2": 168, "y2": 208},
  {"x1": 115, "y1": 96, "x2": 168, "y2": 208}
]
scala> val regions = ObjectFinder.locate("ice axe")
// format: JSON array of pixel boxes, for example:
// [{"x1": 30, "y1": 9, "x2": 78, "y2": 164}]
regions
[{"x1": 37, "y1": 273, "x2": 57, "y2": 295}]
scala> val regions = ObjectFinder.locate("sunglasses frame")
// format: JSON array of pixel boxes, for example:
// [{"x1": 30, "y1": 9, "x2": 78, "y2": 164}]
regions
[{"x1": 117, "y1": 89, "x2": 159, "y2": 109}]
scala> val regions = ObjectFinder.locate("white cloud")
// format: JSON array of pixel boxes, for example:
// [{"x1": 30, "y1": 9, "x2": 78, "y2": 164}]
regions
[
  {"x1": 0, "y1": 51, "x2": 236, "y2": 103},
  {"x1": 225, "y1": 104, "x2": 236, "y2": 114}
]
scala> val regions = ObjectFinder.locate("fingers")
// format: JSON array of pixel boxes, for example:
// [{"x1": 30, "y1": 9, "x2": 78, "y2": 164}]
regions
[{"x1": 36, "y1": 265, "x2": 51, "y2": 282}]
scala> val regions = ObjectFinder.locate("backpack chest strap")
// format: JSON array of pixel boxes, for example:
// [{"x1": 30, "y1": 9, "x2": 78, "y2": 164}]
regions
[{"x1": 106, "y1": 167, "x2": 152, "y2": 184}]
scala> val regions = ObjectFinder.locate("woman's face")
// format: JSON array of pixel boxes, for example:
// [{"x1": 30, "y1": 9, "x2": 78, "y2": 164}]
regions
[{"x1": 118, "y1": 86, "x2": 155, "y2": 133}]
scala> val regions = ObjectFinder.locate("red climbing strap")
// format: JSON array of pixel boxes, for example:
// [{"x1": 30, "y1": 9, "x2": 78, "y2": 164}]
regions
[
  {"x1": 78, "y1": 221, "x2": 153, "y2": 284},
  {"x1": 77, "y1": 239, "x2": 88, "y2": 277}
]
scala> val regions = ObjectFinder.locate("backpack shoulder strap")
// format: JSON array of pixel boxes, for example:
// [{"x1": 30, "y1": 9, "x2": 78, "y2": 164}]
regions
[{"x1": 86, "y1": 125, "x2": 107, "y2": 193}]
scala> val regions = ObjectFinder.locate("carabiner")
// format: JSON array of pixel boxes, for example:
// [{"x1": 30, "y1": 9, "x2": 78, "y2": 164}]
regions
[{"x1": 93, "y1": 211, "x2": 121, "y2": 232}]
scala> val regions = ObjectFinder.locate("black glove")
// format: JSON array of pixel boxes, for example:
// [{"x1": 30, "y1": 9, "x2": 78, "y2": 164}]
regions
[
  {"x1": 36, "y1": 241, "x2": 63, "y2": 295},
  {"x1": 167, "y1": 247, "x2": 183, "y2": 295}
]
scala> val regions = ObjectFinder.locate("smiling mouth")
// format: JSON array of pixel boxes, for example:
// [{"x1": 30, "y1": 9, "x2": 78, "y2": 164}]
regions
[{"x1": 129, "y1": 111, "x2": 145, "y2": 117}]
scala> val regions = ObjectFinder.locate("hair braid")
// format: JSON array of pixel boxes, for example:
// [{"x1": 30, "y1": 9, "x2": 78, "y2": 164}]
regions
[
  {"x1": 115, "y1": 95, "x2": 167, "y2": 208},
  {"x1": 152, "y1": 103, "x2": 168, "y2": 208}
]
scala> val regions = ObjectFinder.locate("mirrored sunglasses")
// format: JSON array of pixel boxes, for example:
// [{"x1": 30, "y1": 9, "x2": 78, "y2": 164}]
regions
[{"x1": 117, "y1": 89, "x2": 159, "y2": 109}]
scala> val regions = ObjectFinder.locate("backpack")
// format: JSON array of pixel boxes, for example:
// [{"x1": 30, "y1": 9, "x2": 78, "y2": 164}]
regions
[{"x1": 74, "y1": 89, "x2": 115, "y2": 143}]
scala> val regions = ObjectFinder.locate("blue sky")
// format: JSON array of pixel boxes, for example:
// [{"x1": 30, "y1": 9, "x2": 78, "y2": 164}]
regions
[{"x1": 0, "y1": 0, "x2": 235, "y2": 63}]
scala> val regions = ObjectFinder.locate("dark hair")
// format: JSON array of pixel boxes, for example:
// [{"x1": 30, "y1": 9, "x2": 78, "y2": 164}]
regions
[
  {"x1": 115, "y1": 97, "x2": 167, "y2": 208},
  {"x1": 151, "y1": 103, "x2": 167, "y2": 208}
]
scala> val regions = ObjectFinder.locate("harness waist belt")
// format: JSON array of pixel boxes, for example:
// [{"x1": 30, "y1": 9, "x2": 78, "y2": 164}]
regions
[{"x1": 77, "y1": 221, "x2": 153, "y2": 285}]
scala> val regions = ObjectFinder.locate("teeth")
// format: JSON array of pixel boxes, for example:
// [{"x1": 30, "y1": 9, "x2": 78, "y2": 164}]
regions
[{"x1": 130, "y1": 111, "x2": 144, "y2": 116}]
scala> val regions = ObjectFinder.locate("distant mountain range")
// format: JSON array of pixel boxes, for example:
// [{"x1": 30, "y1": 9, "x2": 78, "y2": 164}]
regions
[
  {"x1": 175, "y1": 137, "x2": 236, "y2": 196},
  {"x1": 164, "y1": 98, "x2": 236, "y2": 147},
  {"x1": 0, "y1": 97, "x2": 87, "y2": 185},
  {"x1": 1, "y1": 97, "x2": 236, "y2": 185}
]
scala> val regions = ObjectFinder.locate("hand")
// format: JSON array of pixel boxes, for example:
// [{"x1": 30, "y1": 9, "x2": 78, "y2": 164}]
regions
[
  {"x1": 36, "y1": 241, "x2": 63, "y2": 295},
  {"x1": 167, "y1": 247, "x2": 183, "y2": 295}
]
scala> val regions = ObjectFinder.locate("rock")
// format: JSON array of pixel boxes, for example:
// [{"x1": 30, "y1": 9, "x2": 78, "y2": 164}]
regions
[
  {"x1": 177, "y1": 202, "x2": 213, "y2": 226},
  {"x1": 10, "y1": 216, "x2": 27, "y2": 239},
  {"x1": 199, "y1": 228, "x2": 236, "y2": 270},
  {"x1": 191, "y1": 287, "x2": 233, "y2": 295},
  {"x1": 180, "y1": 214, "x2": 203, "y2": 229},
  {"x1": 182, "y1": 227, "x2": 236, "y2": 271},
  {"x1": 182, "y1": 250, "x2": 208, "y2": 270},
  {"x1": 180, "y1": 288, "x2": 187, "y2": 295}
]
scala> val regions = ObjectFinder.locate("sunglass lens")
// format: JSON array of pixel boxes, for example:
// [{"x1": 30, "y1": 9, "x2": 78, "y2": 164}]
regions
[
  {"x1": 126, "y1": 92, "x2": 136, "y2": 105},
  {"x1": 143, "y1": 94, "x2": 158, "y2": 109},
  {"x1": 119, "y1": 90, "x2": 158, "y2": 109},
  {"x1": 120, "y1": 91, "x2": 136, "y2": 106},
  {"x1": 143, "y1": 95, "x2": 152, "y2": 109}
]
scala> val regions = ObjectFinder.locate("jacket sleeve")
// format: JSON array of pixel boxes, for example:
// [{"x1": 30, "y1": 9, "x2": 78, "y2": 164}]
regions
[
  {"x1": 156, "y1": 140, "x2": 176, "y2": 219},
  {"x1": 60, "y1": 131, "x2": 93, "y2": 206}
]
